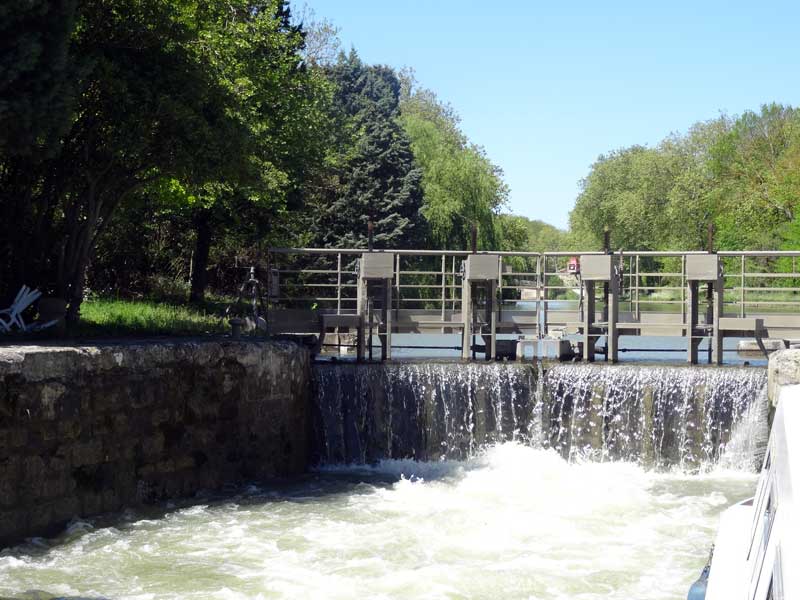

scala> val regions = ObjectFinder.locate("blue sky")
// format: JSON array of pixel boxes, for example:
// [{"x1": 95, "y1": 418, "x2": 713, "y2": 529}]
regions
[{"x1": 298, "y1": 0, "x2": 800, "y2": 229}]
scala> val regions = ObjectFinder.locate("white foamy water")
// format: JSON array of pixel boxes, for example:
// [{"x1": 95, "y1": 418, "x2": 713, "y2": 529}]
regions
[{"x1": 0, "y1": 444, "x2": 755, "y2": 600}]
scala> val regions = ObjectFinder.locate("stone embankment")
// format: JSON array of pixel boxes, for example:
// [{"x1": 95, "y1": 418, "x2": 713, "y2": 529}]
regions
[{"x1": 0, "y1": 339, "x2": 310, "y2": 547}]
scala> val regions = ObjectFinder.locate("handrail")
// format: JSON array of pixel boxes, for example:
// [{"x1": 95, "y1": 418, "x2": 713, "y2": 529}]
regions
[
  {"x1": 264, "y1": 247, "x2": 800, "y2": 338},
  {"x1": 269, "y1": 247, "x2": 800, "y2": 257}
]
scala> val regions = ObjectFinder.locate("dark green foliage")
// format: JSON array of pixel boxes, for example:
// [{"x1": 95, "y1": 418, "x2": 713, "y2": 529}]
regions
[
  {"x1": 307, "y1": 51, "x2": 425, "y2": 249},
  {"x1": 0, "y1": 0, "x2": 332, "y2": 314},
  {"x1": 0, "y1": 0, "x2": 78, "y2": 156}
]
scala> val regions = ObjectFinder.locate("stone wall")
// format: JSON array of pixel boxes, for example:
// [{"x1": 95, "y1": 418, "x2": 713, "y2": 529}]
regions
[{"x1": 0, "y1": 339, "x2": 310, "y2": 547}]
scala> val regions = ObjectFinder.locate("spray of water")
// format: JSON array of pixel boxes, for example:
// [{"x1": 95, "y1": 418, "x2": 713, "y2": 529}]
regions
[
  {"x1": 313, "y1": 362, "x2": 767, "y2": 471},
  {"x1": 0, "y1": 443, "x2": 756, "y2": 600}
]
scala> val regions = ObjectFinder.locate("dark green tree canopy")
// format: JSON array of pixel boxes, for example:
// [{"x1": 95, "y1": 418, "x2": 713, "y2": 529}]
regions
[{"x1": 308, "y1": 51, "x2": 425, "y2": 249}]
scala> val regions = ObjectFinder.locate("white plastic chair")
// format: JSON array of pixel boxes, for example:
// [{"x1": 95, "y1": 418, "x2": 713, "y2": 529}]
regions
[{"x1": 0, "y1": 285, "x2": 43, "y2": 332}]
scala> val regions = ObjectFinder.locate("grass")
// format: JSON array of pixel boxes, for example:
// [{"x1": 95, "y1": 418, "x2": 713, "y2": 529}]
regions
[{"x1": 74, "y1": 299, "x2": 228, "y2": 337}]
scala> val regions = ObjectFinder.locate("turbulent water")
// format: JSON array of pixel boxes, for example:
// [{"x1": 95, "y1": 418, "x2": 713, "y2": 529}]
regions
[
  {"x1": 0, "y1": 363, "x2": 767, "y2": 599},
  {"x1": 0, "y1": 444, "x2": 756, "y2": 600}
]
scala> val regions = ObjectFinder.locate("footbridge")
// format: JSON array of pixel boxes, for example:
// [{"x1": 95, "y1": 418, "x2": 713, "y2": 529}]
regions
[{"x1": 259, "y1": 248, "x2": 800, "y2": 364}]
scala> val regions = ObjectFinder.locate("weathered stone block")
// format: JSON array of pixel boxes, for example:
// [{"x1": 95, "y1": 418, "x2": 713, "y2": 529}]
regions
[
  {"x1": 0, "y1": 509, "x2": 28, "y2": 546},
  {"x1": 0, "y1": 339, "x2": 310, "y2": 547},
  {"x1": 57, "y1": 419, "x2": 82, "y2": 440},
  {"x1": 72, "y1": 441, "x2": 105, "y2": 466}
]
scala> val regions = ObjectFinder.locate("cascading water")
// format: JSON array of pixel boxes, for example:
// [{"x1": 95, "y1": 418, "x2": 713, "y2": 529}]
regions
[
  {"x1": 313, "y1": 361, "x2": 767, "y2": 471},
  {"x1": 312, "y1": 362, "x2": 536, "y2": 464},
  {"x1": 541, "y1": 363, "x2": 767, "y2": 470},
  {"x1": 0, "y1": 361, "x2": 767, "y2": 599}
]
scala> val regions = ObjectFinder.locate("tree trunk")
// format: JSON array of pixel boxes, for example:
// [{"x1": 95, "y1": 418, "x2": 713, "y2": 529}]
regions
[{"x1": 189, "y1": 210, "x2": 212, "y2": 304}]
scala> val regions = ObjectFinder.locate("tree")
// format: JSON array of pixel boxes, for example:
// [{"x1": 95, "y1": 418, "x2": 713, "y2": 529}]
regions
[
  {"x1": 399, "y1": 75, "x2": 508, "y2": 250},
  {"x1": 0, "y1": 0, "x2": 334, "y2": 314},
  {"x1": 306, "y1": 51, "x2": 425, "y2": 249},
  {"x1": 183, "y1": 0, "x2": 334, "y2": 303},
  {"x1": 707, "y1": 104, "x2": 800, "y2": 249},
  {"x1": 0, "y1": 0, "x2": 78, "y2": 156}
]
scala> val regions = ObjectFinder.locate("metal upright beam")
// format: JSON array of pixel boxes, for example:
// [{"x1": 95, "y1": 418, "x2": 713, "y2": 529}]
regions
[
  {"x1": 583, "y1": 280, "x2": 596, "y2": 362},
  {"x1": 461, "y1": 278, "x2": 472, "y2": 360},
  {"x1": 712, "y1": 279, "x2": 723, "y2": 365},
  {"x1": 635, "y1": 254, "x2": 640, "y2": 321},
  {"x1": 579, "y1": 254, "x2": 619, "y2": 363},
  {"x1": 541, "y1": 255, "x2": 549, "y2": 336},
  {"x1": 686, "y1": 253, "x2": 723, "y2": 365},
  {"x1": 487, "y1": 280, "x2": 497, "y2": 361},
  {"x1": 740, "y1": 255, "x2": 746, "y2": 318},
  {"x1": 687, "y1": 280, "x2": 700, "y2": 364},
  {"x1": 383, "y1": 281, "x2": 392, "y2": 361},
  {"x1": 440, "y1": 255, "x2": 446, "y2": 333},
  {"x1": 608, "y1": 270, "x2": 619, "y2": 363}
]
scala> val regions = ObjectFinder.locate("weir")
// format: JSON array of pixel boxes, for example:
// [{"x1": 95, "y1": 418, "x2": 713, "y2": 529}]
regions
[
  {"x1": 312, "y1": 361, "x2": 768, "y2": 470},
  {"x1": 267, "y1": 247, "x2": 800, "y2": 365}
]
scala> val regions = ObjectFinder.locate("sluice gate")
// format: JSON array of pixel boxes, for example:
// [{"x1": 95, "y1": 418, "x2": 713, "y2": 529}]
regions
[{"x1": 263, "y1": 248, "x2": 800, "y2": 364}]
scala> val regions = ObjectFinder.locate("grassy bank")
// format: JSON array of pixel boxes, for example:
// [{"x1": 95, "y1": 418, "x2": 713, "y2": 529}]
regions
[{"x1": 75, "y1": 299, "x2": 227, "y2": 337}]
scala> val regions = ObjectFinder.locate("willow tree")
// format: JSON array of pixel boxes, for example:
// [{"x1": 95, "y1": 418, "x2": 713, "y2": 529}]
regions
[{"x1": 399, "y1": 80, "x2": 508, "y2": 251}]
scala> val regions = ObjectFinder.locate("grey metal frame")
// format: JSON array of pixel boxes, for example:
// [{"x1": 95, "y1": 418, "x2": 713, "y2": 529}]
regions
[{"x1": 264, "y1": 248, "x2": 800, "y2": 361}]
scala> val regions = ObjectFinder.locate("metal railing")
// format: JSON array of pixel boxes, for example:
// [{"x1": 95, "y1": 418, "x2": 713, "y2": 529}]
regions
[{"x1": 263, "y1": 248, "x2": 800, "y2": 336}]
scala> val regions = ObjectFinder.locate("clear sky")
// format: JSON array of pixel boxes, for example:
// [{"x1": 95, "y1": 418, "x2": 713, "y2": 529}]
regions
[{"x1": 298, "y1": 0, "x2": 800, "y2": 229}]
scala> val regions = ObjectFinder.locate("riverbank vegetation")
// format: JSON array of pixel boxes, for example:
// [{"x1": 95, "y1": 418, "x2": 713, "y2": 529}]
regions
[
  {"x1": 1, "y1": 0, "x2": 797, "y2": 332},
  {"x1": 570, "y1": 104, "x2": 800, "y2": 252}
]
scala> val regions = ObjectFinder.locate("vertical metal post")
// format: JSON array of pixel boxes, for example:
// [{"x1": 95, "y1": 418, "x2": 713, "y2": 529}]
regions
[
  {"x1": 687, "y1": 280, "x2": 699, "y2": 364},
  {"x1": 535, "y1": 256, "x2": 542, "y2": 338},
  {"x1": 712, "y1": 275, "x2": 723, "y2": 365},
  {"x1": 740, "y1": 254, "x2": 745, "y2": 318},
  {"x1": 336, "y1": 253, "x2": 342, "y2": 315},
  {"x1": 706, "y1": 282, "x2": 714, "y2": 364},
  {"x1": 395, "y1": 253, "x2": 401, "y2": 323},
  {"x1": 541, "y1": 255, "x2": 548, "y2": 336},
  {"x1": 602, "y1": 227, "x2": 610, "y2": 323},
  {"x1": 635, "y1": 254, "x2": 640, "y2": 320},
  {"x1": 356, "y1": 257, "x2": 365, "y2": 362},
  {"x1": 440, "y1": 254, "x2": 446, "y2": 333},
  {"x1": 488, "y1": 280, "x2": 497, "y2": 361},
  {"x1": 451, "y1": 255, "x2": 457, "y2": 312},
  {"x1": 367, "y1": 295, "x2": 373, "y2": 362},
  {"x1": 461, "y1": 277, "x2": 472, "y2": 360},
  {"x1": 608, "y1": 265, "x2": 619, "y2": 363},
  {"x1": 583, "y1": 280, "x2": 596, "y2": 362},
  {"x1": 681, "y1": 255, "x2": 686, "y2": 325},
  {"x1": 383, "y1": 280, "x2": 392, "y2": 361}
]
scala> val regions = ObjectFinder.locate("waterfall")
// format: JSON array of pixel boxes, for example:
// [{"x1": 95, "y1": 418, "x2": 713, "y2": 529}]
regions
[
  {"x1": 312, "y1": 362, "x2": 536, "y2": 464},
  {"x1": 717, "y1": 385, "x2": 770, "y2": 471},
  {"x1": 312, "y1": 361, "x2": 767, "y2": 471},
  {"x1": 540, "y1": 363, "x2": 766, "y2": 470}
]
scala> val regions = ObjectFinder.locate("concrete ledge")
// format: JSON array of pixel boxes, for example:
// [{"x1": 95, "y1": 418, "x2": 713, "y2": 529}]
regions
[
  {"x1": 0, "y1": 339, "x2": 311, "y2": 547},
  {"x1": 768, "y1": 349, "x2": 800, "y2": 406},
  {"x1": 738, "y1": 339, "x2": 786, "y2": 353}
]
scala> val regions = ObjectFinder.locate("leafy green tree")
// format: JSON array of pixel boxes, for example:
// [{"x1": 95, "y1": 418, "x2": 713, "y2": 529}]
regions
[
  {"x1": 399, "y1": 77, "x2": 508, "y2": 250},
  {"x1": 707, "y1": 104, "x2": 800, "y2": 249},
  {"x1": 0, "y1": 0, "x2": 78, "y2": 156},
  {"x1": 0, "y1": 0, "x2": 336, "y2": 314},
  {"x1": 183, "y1": 0, "x2": 334, "y2": 302}
]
